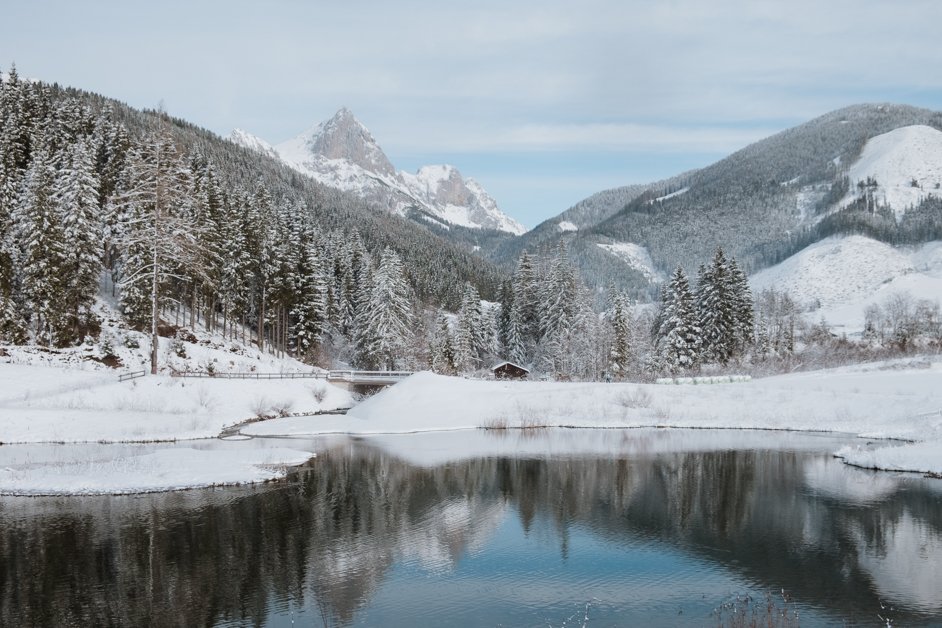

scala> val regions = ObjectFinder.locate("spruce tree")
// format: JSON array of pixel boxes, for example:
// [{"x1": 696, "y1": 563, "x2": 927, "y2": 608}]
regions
[
  {"x1": 56, "y1": 138, "x2": 102, "y2": 340},
  {"x1": 696, "y1": 248, "x2": 735, "y2": 365},
  {"x1": 609, "y1": 291, "x2": 632, "y2": 380},
  {"x1": 658, "y1": 267, "x2": 701, "y2": 374},
  {"x1": 16, "y1": 141, "x2": 68, "y2": 345}
]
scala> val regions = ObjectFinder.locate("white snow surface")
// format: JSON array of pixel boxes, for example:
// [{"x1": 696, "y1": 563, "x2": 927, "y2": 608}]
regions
[
  {"x1": 842, "y1": 125, "x2": 942, "y2": 219},
  {"x1": 0, "y1": 363, "x2": 352, "y2": 444},
  {"x1": 0, "y1": 446, "x2": 314, "y2": 496},
  {"x1": 596, "y1": 241, "x2": 665, "y2": 283},
  {"x1": 233, "y1": 110, "x2": 526, "y2": 235},
  {"x1": 557, "y1": 220, "x2": 578, "y2": 232},
  {"x1": 750, "y1": 235, "x2": 942, "y2": 332},
  {"x1": 245, "y1": 361, "x2": 942, "y2": 475}
]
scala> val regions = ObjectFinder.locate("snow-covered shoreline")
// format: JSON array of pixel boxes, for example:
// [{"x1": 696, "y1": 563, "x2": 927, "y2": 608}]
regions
[
  {"x1": 2, "y1": 356, "x2": 941, "y2": 495},
  {"x1": 0, "y1": 362, "x2": 353, "y2": 495},
  {"x1": 246, "y1": 359, "x2": 942, "y2": 476}
]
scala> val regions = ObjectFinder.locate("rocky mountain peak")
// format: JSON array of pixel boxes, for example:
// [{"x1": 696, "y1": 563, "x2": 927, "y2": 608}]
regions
[{"x1": 305, "y1": 108, "x2": 396, "y2": 177}]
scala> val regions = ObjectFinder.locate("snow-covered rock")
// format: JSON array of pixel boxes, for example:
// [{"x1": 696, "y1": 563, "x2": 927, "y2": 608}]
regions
[
  {"x1": 232, "y1": 109, "x2": 526, "y2": 235},
  {"x1": 841, "y1": 124, "x2": 942, "y2": 219}
]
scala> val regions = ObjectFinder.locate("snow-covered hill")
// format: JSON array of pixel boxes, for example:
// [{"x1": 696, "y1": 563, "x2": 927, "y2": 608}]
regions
[
  {"x1": 595, "y1": 241, "x2": 665, "y2": 284},
  {"x1": 231, "y1": 109, "x2": 526, "y2": 235},
  {"x1": 841, "y1": 124, "x2": 942, "y2": 219},
  {"x1": 750, "y1": 235, "x2": 942, "y2": 332}
]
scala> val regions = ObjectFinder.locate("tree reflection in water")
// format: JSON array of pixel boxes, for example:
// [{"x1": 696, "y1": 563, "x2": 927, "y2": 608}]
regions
[{"x1": 0, "y1": 433, "x2": 940, "y2": 627}]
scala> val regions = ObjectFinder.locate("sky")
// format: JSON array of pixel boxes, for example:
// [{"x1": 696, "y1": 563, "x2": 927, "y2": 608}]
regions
[{"x1": 3, "y1": 0, "x2": 942, "y2": 228}]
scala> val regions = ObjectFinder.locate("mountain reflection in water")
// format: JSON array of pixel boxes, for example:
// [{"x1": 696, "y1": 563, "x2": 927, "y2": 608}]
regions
[{"x1": 0, "y1": 430, "x2": 940, "y2": 627}]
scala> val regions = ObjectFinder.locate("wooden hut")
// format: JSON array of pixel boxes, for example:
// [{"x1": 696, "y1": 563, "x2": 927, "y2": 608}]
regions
[{"x1": 491, "y1": 361, "x2": 530, "y2": 380}]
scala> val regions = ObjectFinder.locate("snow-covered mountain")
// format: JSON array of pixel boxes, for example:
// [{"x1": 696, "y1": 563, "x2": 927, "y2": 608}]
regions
[
  {"x1": 750, "y1": 234, "x2": 942, "y2": 333},
  {"x1": 839, "y1": 124, "x2": 942, "y2": 219},
  {"x1": 231, "y1": 109, "x2": 526, "y2": 235}
]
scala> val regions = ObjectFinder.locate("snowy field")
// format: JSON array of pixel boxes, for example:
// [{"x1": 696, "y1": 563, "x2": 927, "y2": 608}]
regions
[
  {"x1": 2, "y1": 353, "x2": 941, "y2": 494},
  {"x1": 246, "y1": 360, "x2": 942, "y2": 476}
]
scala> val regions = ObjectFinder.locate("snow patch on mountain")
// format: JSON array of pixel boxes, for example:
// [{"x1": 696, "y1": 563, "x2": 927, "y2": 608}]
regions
[
  {"x1": 596, "y1": 242, "x2": 665, "y2": 283},
  {"x1": 557, "y1": 220, "x2": 578, "y2": 232},
  {"x1": 842, "y1": 125, "x2": 942, "y2": 219},
  {"x1": 229, "y1": 129, "x2": 280, "y2": 161},
  {"x1": 233, "y1": 110, "x2": 525, "y2": 235},
  {"x1": 750, "y1": 235, "x2": 942, "y2": 332}
]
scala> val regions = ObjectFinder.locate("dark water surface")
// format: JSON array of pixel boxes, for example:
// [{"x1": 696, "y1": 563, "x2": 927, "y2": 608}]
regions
[{"x1": 1, "y1": 429, "x2": 940, "y2": 627}]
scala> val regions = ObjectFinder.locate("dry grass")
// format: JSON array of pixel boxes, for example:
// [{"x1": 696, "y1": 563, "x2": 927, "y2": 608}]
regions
[
  {"x1": 482, "y1": 416, "x2": 509, "y2": 430},
  {"x1": 617, "y1": 387, "x2": 653, "y2": 409}
]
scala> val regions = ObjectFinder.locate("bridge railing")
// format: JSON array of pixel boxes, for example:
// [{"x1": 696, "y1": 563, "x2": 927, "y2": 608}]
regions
[
  {"x1": 327, "y1": 370, "x2": 414, "y2": 382},
  {"x1": 118, "y1": 370, "x2": 147, "y2": 382},
  {"x1": 169, "y1": 371, "x2": 328, "y2": 380}
]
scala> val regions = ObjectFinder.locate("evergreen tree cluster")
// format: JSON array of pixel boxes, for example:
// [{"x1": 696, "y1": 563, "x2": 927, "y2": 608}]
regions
[
  {"x1": 0, "y1": 68, "x2": 502, "y2": 371},
  {"x1": 653, "y1": 248, "x2": 755, "y2": 374}
]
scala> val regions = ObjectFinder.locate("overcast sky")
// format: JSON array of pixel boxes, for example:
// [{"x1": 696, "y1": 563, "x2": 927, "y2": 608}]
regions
[{"x1": 3, "y1": 0, "x2": 942, "y2": 227}]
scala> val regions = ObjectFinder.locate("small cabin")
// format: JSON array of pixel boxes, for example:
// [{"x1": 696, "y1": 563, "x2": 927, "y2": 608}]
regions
[{"x1": 492, "y1": 361, "x2": 530, "y2": 380}]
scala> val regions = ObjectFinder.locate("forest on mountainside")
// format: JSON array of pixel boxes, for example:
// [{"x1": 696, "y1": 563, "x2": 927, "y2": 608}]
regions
[{"x1": 0, "y1": 68, "x2": 506, "y2": 371}]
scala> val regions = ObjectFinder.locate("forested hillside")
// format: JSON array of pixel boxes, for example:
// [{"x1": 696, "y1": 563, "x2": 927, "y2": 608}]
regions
[
  {"x1": 0, "y1": 68, "x2": 505, "y2": 371},
  {"x1": 501, "y1": 104, "x2": 942, "y2": 298}
]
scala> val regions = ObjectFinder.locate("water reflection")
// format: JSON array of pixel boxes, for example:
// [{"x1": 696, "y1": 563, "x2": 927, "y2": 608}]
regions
[{"x1": 0, "y1": 431, "x2": 940, "y2": 626}]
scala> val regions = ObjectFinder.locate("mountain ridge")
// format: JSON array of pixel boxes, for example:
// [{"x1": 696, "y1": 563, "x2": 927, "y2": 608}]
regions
[{"x1": 232, "y1": 109, "x2": 526, "y2": 236}]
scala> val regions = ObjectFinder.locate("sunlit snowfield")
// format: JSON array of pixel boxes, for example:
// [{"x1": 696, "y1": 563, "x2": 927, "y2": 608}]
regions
[{"x1": 1, "y1": 429, "x2": 940, "y2": 627}]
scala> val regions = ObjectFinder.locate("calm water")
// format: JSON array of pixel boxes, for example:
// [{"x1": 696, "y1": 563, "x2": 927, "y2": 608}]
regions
[{"x1": 1, "y1": 429, "x2": 941, "y2": 627}]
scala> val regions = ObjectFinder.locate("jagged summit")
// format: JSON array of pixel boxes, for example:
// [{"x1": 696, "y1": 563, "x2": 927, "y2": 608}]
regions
[
  {"x1": 293, "y1": 107, "x2": 396, "y2": 176},
  {"x1": 235, "y1": 109, "x2": 526, "y2": 235}
]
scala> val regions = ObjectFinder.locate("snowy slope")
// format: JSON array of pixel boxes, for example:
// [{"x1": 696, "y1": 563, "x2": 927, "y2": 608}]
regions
[
  {"x1": 841, "y1": 125, "x2": 942, "y2": 219},
  {"x1": 233, "y1": 109, "x2": 526, "y2": 235},
  {"x1": 596, "y1": 241, "x2": 665, "y2": 283},
  {"x1": 750, "y1": 235, "x2": 942, "y2": 331},
  {"x1": 229, "y1": 129, "x2": 280, "y2": 161}
]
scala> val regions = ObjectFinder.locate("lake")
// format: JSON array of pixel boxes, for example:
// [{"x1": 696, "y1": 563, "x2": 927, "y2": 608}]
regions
[{"x1": 0, "y1": 429, "x2": 940, "y2": 626}]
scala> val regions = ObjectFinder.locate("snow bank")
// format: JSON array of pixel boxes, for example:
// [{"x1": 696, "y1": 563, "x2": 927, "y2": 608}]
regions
[
  {"x1": 245, "y1": 363, "x2": 942, "y2": 476},
  {"x1": 836, "y1": 437, "x2": 942, "y2": 475},
  {"x1": 0, "y1": 446, "x2": 314, "y2": 495},
  {"x1": 0, "y1": 363, "x2": 353, "y2": 444}
]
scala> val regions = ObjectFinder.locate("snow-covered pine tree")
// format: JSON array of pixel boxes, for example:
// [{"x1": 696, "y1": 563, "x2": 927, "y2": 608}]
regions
[
  {"x1": 608, "y1": 291, "x2": 632, "y2": 380},
  {"x1": 454, "y1": 282, "x2": 486, "y2": 372},
  {"x1": 511, "y1": 252, "x2": 540, "y2": 356},
  {"x1": 538, "y1": 244, "x2": 579, "y2": 377},
  {"x1": 291, "y1": 233, "x2": 328, "y2": 362},
  {"x1": 727, "y1": 258, "x2": 754, "y2": 357},
  {"x1": 658, "y1": 267, "x2": 701, "y2": 374},
  {"x1": 430, "y1": 313, "x2": 456, "y2": 374},
  {"x1": 696, "y1": 248, "x2": 735, "y2": 365},
  {"x1": 15, "y1": 140, "x2": 68, "y2": 345},
  {"x1": 357, "y1": 248, "x2": 413, "y2": 370},
  {"x1": 55, "y1": 138, "x2": 102, "y2": 341}
]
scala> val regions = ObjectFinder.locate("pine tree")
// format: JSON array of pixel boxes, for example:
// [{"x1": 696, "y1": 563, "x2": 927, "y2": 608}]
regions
[
  {"x1": 658, "y1": 267, "x2": 701, "y2": 374},
  {"x1": 291, "y1": 235, "x2": 328, "y2": 361},
  {"x1": 454, "y1": 282, "x2": 485, "y2": 372},
  {"x1": 727, "y1": 258, "x2": 754, "y2": 357},
  {"x1": 609, "y1": 291, "x2": 632, "y2": 380},
  {"x1": 430, "y1": 313, "x2": 456, "y2": 374},
  {"x1": 357, "y1": 248, "x2": 413, "y2": 370},
  {"x1": 696, "y1": 248, "x2": 735, "y2": 365},
  {"x1": 56, "y1": 138, "x2": 102, "y2": 340},
  {"x1": 16, "y1": 141, "x2": 68, "y2": 345}
]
